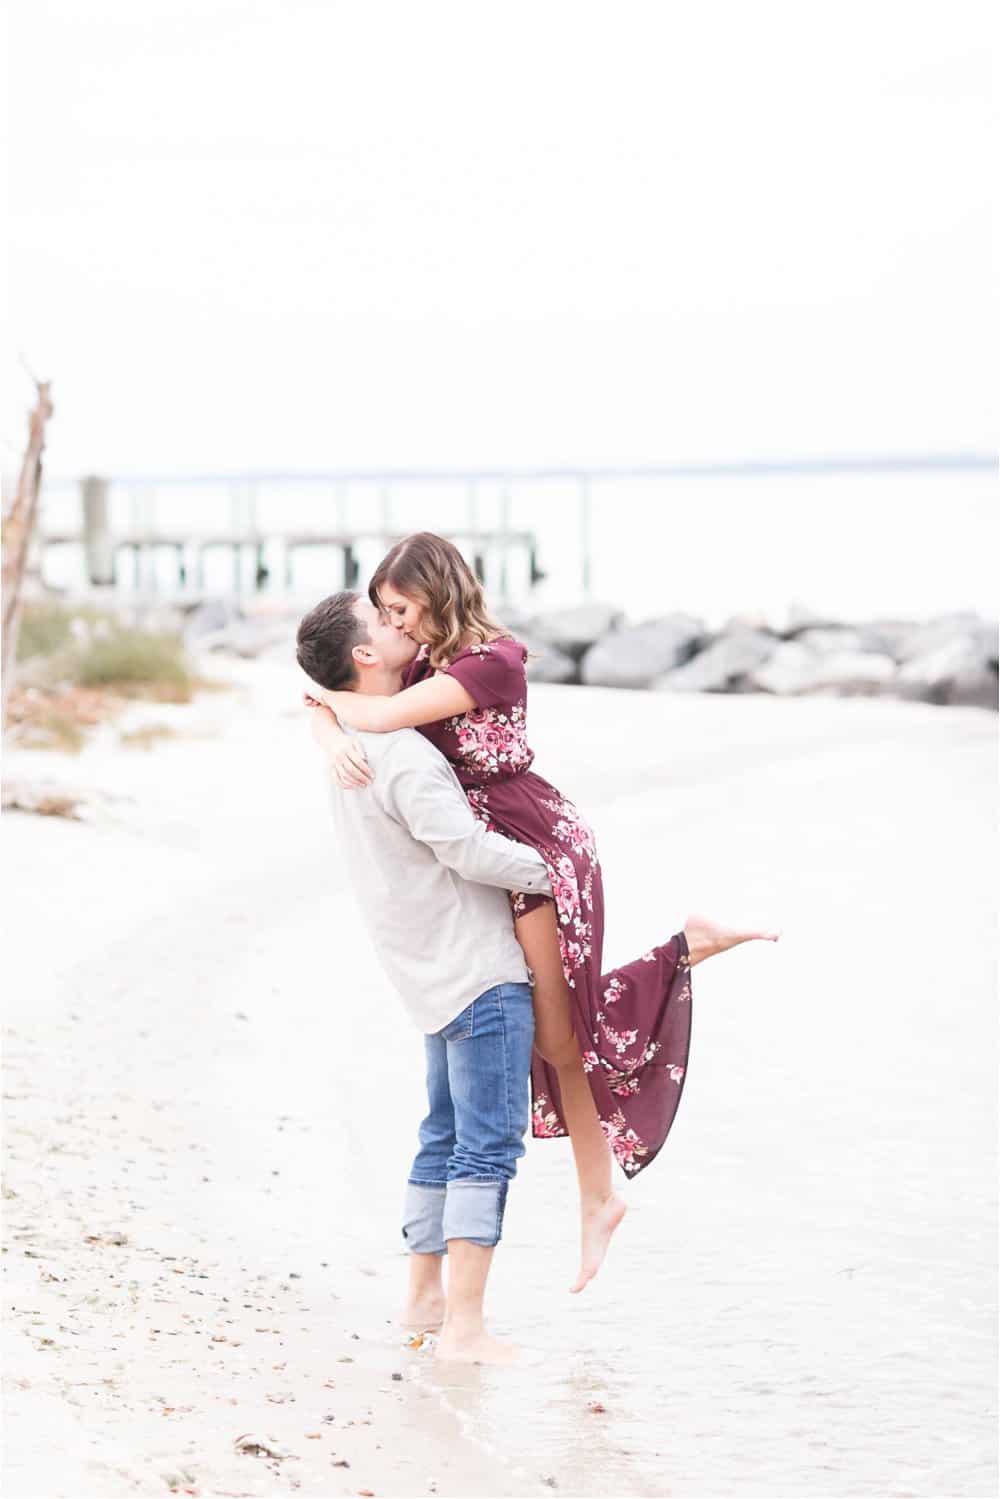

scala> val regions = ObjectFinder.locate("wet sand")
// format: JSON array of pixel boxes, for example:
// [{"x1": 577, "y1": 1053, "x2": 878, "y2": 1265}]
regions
[{"x1": 3, "y1": 665, "x2": 997, "y2": 1497}]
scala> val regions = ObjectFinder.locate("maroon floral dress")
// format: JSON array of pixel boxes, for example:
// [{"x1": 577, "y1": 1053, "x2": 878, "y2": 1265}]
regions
[{"x1": 404, "y1": 635, "x2": 692, "y2": 1179}]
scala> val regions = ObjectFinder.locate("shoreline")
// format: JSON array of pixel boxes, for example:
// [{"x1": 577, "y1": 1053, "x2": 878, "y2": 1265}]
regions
[{"x1": 4, "y1": 663, "x2": 997, "y2": 1498}]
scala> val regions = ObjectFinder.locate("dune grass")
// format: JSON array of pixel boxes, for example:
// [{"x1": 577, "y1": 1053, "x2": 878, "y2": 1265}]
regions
[
  {"x1": 16, "y1": 602, "x2": 108, "y2": 661},
  {"x1": 16, "y1": 602, "x2": 195, "y2": 702},
  {"x1": 73, "y1": 631, "x2": 193, "y2": 700}
]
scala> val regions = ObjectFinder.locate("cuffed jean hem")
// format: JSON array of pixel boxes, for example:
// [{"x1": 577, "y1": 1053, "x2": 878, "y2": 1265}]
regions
[
  {"x1": 442, "y1": 1178, "x2": 509, "y2": 1249},
  {"x1": 402, "y1": 1177, "x2": 509, "y2": 1253},
  {"x1": 402, "y1": 1181, "x2": 447, "y2": 1255}
]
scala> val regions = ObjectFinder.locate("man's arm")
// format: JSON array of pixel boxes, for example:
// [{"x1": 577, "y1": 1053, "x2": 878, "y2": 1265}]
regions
[{"x1": 377, "y1": 743, "x2": 553, "y2": 897}]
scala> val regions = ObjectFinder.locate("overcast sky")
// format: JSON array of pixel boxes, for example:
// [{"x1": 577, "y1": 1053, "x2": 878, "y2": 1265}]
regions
[{"x1": 4, "y1": 0, "x2": 994, "y2": 477}]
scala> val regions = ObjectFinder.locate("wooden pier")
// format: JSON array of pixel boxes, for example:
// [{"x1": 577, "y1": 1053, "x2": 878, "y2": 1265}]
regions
[{"x1": 41, "y1": 477, "x2": 545, "y2": 598}]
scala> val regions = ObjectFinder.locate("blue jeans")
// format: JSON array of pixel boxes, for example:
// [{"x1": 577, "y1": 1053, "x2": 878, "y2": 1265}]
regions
[{"x1": 402, "y1": 982, "x2": 534, "y2": 1253}]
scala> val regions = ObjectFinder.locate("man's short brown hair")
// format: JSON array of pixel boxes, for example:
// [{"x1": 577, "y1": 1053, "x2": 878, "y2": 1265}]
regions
[{"x1": 296, "y1": 591, "x2": 370, "y2": 690}]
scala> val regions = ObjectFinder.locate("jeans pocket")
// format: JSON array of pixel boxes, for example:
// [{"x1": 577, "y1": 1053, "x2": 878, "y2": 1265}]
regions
[{"x1": 440, "y1": 997, "x2": 475, "y2": 1043}]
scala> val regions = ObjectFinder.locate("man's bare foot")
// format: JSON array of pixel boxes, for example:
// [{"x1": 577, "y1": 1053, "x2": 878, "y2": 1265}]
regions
[
  {"x1": 682, "y1": 912, "x2": 781, "y2": 968},
  {"x1": 570, "y1": 1193, "x2": 627, "y2": 1294},
  {"x1": 401, "y1": 1293, "x2": 446, "y2": 1332},
  {"x1": 434, "y1": 1328, "x2": 523, "y2": 1365}
]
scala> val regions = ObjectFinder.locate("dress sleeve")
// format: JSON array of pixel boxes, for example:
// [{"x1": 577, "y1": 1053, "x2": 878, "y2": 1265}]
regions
[{"x1": 444, "y1": 639, "x2": 526, "y2": 710}]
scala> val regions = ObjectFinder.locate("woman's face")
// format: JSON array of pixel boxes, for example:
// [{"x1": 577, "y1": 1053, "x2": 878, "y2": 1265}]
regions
[{"x1": 376, "y1": 582, "x2": 427, "y2": 643}]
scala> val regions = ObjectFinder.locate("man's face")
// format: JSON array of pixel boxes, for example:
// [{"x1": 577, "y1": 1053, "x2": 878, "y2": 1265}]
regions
[{"x1": 353, "y1": 597, "x2": 419, "y2": 673}]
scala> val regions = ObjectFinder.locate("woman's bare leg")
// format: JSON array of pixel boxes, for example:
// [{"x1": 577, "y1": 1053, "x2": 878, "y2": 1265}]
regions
[
  {"x1": 515, "y1": 903, "x2": 626, "y2": 1295},
  {"x1": 514, "y1": 905, "x2": 780, "y2": 1292}
]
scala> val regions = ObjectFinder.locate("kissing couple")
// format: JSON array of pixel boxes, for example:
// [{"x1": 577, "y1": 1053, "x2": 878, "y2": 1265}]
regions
[{"x1": 297, "y1": 531, "x2": 779, "y2": 1365}]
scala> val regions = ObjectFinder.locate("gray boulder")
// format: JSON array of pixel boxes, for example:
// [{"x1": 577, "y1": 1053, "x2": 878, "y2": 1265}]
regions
[
  {"x1": 780, "y1": 603, "x2": 844, "y2": 636},
  {"x1": 975, "y1": 620, "x2": 999, "y2": 668},
  {"x1": 497, "y1": 610, "x2": 534, "y2": 639},
  {"x1": 500, "y1": 618, "x2": 576, "y2": 679},
  {"x1": 655, "y1": 628, "x2": 777, "y2": 693},
  {"x1": 749, "y1": 641, "x2": 820, "y2": 695},
  {"x1": 780, "y1": 615, "x2": 922, "y2": 660},
  {"x1": 721, "y1": 610, "x2": 771, "y2": 633},
  {"x1": 894, "y1": 612, "x2": 989, "y2": 664},
  {"x1": 861, "y1": 619, "x2": 922, "y2": 661},
  {"x1": 896, "y1": 637, "x2": 998, "y2": 706},
  {"x1": 580, "y1": 613, "x2": 706, "y2": 689},
  {"x1": 780, "y1": 608, "x2": 924, "y2": 661},
  {"x1": 526, "y1": 602, "x2": 626, "y2": 662},
  {"x1": 806, "y1": 651, "x2": 897, "y2": 696},
  {"x1": 198, "y1": 618, "x2": 295, "y2": 659},
  {"x1": 183, "y1": 598, "x2": 238, "y2": 641},
  {"x1": 750, "y1": 643, "x2": 895, "y2": 697},
  {"x1": 946, "y1": 661, "x2": 998, "y2": 709},
  {"x1": 517, "y1": 633, "x2": 577, "y2": 685},
  {"x1": 115, "y1": 603, "x2": 187, "y2": 636},
  {"x1": 795, "y1": 626, "x2": 883, "y2": 656}
]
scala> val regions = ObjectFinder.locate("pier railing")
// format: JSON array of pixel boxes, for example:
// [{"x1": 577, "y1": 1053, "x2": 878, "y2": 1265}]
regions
[
  {"x1": 38, "y1": 473, "x2": 547, "y2": 600},
  {"x1": 35, "y1": 455, "x2": 994, "y2": 601}
]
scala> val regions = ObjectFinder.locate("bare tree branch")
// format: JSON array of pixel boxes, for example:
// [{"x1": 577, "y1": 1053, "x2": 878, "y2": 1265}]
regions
[{"x1": 2, "y1": 378, "x2": 54, "y2": 725}]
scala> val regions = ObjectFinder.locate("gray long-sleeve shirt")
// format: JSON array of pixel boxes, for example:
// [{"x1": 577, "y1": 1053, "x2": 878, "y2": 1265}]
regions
[{"x1": 327, "y1": 726, "x2": 551, "y2": 1032}]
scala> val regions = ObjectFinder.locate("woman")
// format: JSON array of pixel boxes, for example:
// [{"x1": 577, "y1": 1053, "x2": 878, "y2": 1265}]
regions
[{"x1": 306, "y1": 532, "x2": 779, "y2": 1292}]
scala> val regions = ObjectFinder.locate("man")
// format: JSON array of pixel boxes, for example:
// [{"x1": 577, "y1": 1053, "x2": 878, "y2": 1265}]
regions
[{"x1": 296, "y1": 591, "x2": 551, "y2": 1366}]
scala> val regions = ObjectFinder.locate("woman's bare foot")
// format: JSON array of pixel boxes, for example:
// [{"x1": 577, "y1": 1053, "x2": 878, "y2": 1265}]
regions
[
  {"x1": 401, "y1": 1292, "x2": 446, "y2": 1332},
  {"x1": 434, "y1": 1328, "x2": 523, "y2": 1365},
  {"x1": 570, "y1": 1193, "x2": 627, "y2": 1294},
  {"x1": 682, "y1": 912, "x2": 781, "y2": 968}
]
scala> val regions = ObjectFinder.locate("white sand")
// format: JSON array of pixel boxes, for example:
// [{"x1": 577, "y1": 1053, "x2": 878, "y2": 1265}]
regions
[{"x1": 3, "y1": 665, "x2": 997, "y2": 1497}]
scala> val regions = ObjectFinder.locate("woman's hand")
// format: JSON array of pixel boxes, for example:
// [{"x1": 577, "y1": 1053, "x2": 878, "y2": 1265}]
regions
[
  {"x1": 304, "y1": 695, "x2": 373, "y2": 789},
  {"x1": 327, "y1": 735, "x2": 374, "y2": 790}
]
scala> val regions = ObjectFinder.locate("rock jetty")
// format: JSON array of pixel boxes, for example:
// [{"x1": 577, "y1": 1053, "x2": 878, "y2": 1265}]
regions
[
  {"x1": 514, "y1": 603, "x2": 998, "y2": 709},
  {"x1": 36, "y1": 593, "x2": 997, "y2": 710}
]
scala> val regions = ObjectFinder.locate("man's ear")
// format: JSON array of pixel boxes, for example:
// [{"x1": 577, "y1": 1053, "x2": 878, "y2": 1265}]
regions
[{"x1": 352, "y1": 642, "x2": 378, "y2": 667}]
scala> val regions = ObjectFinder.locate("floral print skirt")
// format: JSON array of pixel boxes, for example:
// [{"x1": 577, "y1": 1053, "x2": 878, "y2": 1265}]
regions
[{"x1": 465, "y1": 769, "x2": 693, "y2": 1178}]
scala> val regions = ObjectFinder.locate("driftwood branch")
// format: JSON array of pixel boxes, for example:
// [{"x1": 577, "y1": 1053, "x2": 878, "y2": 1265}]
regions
[
  {"x1": 2, "y1": 377, "x2": 54, "y2": 726},
  {"x1": 2, "y1": 778, "x2": 131, "y2": 821}
]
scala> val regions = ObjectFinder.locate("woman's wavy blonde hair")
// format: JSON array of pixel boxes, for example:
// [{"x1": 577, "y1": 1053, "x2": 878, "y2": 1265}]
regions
[{"x1": 368, "y1": 531, "x2": 511, "y2": 670}]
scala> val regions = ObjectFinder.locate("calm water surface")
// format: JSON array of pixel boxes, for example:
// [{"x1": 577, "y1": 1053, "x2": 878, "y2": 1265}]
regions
[{"x1": 38, "y1": 468, "x2": 998, "y2": 627}]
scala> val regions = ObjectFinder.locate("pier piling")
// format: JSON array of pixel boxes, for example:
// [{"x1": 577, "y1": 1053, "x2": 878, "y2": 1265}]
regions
[{"x1": 81, "y1": 476, "x2": 114, "y2": 585}]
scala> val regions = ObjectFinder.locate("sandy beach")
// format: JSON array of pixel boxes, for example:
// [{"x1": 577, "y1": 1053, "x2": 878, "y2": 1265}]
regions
[{"x1": 3, "y1": 663, "x2": 997, "y2": 1498}]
